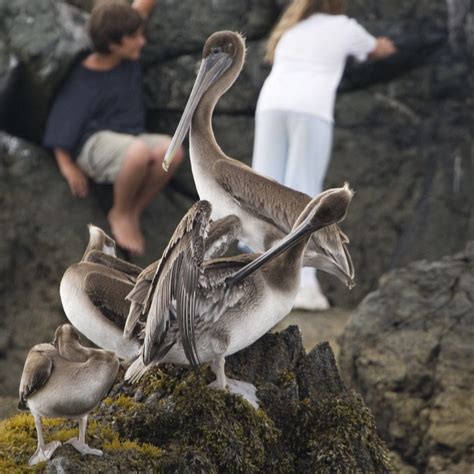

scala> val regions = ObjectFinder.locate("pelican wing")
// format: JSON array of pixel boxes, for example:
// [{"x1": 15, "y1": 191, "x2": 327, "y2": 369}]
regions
[
  {"x1": 214, "y1": 160, "x2": 354, "y2": 283},
  {"x1": 85, "y1": 272, "x2": 134, "y2": 329},
  {"x1": 204, "y1": 214, "x2": 241, "y2": 259},
  {"x1": 141, "y1": 201, "x2": 212, "y2": 367},
  {"x1": 214, "y1": 159, "x2": 306, "y2": 234},
  {"x1": 196, "y1": 255, "x2": 256, "y2": 323},
  {"x1": 18, "y1": 345, "x2": 53, "y2": 407},
  {"x1": 124, "y1": 261, "x2": 160, "y2": 339},
  {"x1": 85, "y1": 250, "x2": 142, "y2": 281}
]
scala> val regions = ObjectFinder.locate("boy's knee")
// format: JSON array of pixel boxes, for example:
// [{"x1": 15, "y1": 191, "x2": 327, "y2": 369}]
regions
[{"x1": 127, "y1": 139, "x2": 150, "y2": 161}]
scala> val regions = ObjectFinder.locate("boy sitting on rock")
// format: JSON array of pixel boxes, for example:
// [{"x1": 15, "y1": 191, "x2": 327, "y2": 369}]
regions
[{"x1": 44, "y1": 0, "x2": 183, "y2": 255}]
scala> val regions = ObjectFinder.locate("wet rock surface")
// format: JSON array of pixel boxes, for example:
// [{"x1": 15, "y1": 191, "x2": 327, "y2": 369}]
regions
[
  {"x1": 0, "y1": 328, "x2": 393, "y2": 473},
  {"x1": 339, "y1": 245, "x2": 474, "y2": 472}
]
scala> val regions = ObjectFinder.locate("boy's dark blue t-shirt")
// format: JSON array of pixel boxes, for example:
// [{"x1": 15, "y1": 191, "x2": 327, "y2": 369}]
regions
[{"x1": 43, "y1": 59, "x2": 146, "y2": 159}]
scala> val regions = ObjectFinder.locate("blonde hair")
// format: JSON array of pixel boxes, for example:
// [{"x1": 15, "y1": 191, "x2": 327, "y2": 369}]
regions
[{"x1": 265, "y1": 0, "x2": 346, "y2": 63}]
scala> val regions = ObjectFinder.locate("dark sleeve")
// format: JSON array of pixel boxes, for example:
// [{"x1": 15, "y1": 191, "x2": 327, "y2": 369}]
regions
[{"x1": 43, "y1": 70, "x2": 93, "y2": 156}]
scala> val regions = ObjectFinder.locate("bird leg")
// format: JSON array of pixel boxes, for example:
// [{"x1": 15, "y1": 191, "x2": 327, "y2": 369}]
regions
[
  {"x1": 66, "y1": 415, "x2": 103, "y2": 456},
  {"x1": 209, "y1": 355, "x2": 227, "y2": 389},
  {"x1": 208, "y1": 355, "x2": 259, "y2": 409},
  {"x1": 28, "y1": 414, "x2": 62, "y2": 466}
]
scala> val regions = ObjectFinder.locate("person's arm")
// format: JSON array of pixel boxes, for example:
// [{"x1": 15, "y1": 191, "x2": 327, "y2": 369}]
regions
[
  {"x1": 54, "y1": 148, "x2": 89, "y2": 198},
  {"x1": 369, "y1": 37, "x2": 397, "y2": 60},
  {"x1": 132, "y1": 0, "x2": 156, "y2": 19}
]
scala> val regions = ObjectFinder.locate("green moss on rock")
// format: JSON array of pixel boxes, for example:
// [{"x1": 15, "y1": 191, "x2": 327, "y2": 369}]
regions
[{"x1": 0, "y1": 330, "x2": 393, "y2": 473}]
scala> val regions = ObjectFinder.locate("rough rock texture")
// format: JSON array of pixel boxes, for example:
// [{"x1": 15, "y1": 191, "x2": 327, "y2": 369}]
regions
[
  {"x1": 339, "y1": 246, "x2": 474, "y2": 472},
  {"x1": 0, "y1": 328, "x2": 393, "y2": 473},
  {"x1": 0, "y1": 0, "x2": 471, "y2": 399},
  {"x1": 0, "y1": 40, "x2": 18, "y2": 129},
  {"x1": 0, "y1": 0, "x2": 90, "y2": 141},
  {"x1": 323, "y1": 0, "x2": 473, "y2": 305}
]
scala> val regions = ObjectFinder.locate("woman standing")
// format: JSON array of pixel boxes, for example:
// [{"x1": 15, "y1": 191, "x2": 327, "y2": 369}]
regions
[{"x1": 252, "y1": 0, "x2": 396, "y2": 310}]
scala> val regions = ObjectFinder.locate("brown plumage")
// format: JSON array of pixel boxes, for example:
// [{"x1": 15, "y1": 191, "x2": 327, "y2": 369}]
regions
[
  {"x1": 125, "y1": 185, "x2": 353, "y2": 408},
  {"x1": 162, "y1": 31, "x2": 354, "y2": 288},
  {"x1": 19, "y1": 324, "x2": 119, "y2": 465}
]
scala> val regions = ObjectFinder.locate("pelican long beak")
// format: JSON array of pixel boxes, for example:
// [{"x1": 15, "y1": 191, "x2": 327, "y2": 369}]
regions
[
  {"x1": 162, "y1": 52, "x2": 233, "y2": 171},
  {"x1": 226, "y1": 221, "x2": 317, "y2": 287},
  {"x1": 309, "y1": 252, "x2": 355, "y2": 289}
]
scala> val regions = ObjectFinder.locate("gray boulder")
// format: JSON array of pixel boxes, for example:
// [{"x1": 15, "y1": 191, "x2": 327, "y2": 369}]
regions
[
  {"x1": 142, "y1": 0, "x2": 278, "y2": 62},
  {"x1": 0, "y1": 40, "x2": 19, "y2": 129},
  {"x1": 0, "y1": 0, "x2": 89, "y2": 141},
  {"x1": 338, "y1": 245, "x2": 474, "y2": 472}
]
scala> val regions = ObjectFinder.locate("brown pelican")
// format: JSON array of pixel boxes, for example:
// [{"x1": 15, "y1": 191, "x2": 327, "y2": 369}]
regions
[
  {"x1": 162, "y1": 31, "x2": 354, "y2": 288},
  {"x1": 61, "y1": 219, "x2": 242, "y2": 359},
  {"x1": 18, "y1": 324, "x2": 119, "y2": 465},
  {"x1": 125, "y1": 185, "x2": 353, "y2": 407},
  {"x1": 60, "y1": 225, "x2": 143, "y2": 360}
]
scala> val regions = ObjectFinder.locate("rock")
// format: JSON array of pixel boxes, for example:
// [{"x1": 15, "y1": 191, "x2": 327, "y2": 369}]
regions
[
  {"x1": 0, "y1": 328, "x2": 393, "y2": 472},
  {"x1": 0, "y1": 0, "x2": 90, "y2": 142},
  {"x1": 338, "y1": 245, "x2": 474, "y2": 471},
  {"x1": 142, "y1": 0, "x2": 278, "y2": 62},
  {"x1": 0, "y1": 40, "x2": 19, "y2": 129},
  {"x1": 144, "y1": 39, "x2": 269, "y2": 113}
]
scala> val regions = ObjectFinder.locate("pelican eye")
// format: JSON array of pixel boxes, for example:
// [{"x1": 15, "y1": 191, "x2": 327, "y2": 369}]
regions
[{"x1": 211, "y1": 46, "x2": 221, "y2": 55}]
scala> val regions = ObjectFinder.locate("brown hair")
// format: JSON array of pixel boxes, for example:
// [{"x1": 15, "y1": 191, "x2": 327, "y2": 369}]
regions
[
  {"x1": 265, "y1": 0, "x2": 346, "y2": 63},
  {"x1": 89, "y1": 1, "x2": 144, "y2": 54}
]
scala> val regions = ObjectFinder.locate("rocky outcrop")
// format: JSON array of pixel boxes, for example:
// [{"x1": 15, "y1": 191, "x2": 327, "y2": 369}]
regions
[
  {"x1": 339, "y1": 246, "x2": 474, "y2": 472},
  {"x1": 0, "y1": 0, "x2": 90, "y2": 141},
  {"x1": 0, "y1": 328, "x2": 393, "y2": 473}
]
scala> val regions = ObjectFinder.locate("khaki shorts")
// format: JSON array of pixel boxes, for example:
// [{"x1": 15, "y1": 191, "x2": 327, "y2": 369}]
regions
[{"x1": 77, "y1": 131, "x2": 170, "y2": 183}]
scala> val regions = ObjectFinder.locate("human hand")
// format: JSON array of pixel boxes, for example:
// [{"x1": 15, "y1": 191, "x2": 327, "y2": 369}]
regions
[
  {"x1": 61, "y1": 163, "x2": 89, "y2": 198},
  {"x1": 371, "y1": 37, "x2": 397, "y2": 59}
]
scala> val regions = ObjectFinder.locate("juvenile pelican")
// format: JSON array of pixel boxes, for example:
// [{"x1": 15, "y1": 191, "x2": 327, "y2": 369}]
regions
[
  {"x1": 62, "y1": 220, "x2": 242, "y2": 358},
  {"x1": 18, "y1": 324, "x2": 119, "y2": 465},
  {"x1": 162, "y1": 31, "x2": 354, "y2": 288},
  {"x1": 125, "y1": 185, "x2": 353, "y2": 407},
  {"x1": 60, "y1": 225, "x2": 143, "y2": 360}
]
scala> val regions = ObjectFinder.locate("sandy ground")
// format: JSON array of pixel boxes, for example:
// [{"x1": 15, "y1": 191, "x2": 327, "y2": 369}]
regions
[{"x1": 0, "y1": 307, "x2": 352, "y2": 421}]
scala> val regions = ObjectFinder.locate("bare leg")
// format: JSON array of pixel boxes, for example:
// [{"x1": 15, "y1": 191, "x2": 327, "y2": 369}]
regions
[
  {"x1": 28, "y1": 414, "x2": 61, "y2": 466},
  {"x1": 108, "y1": 139, "x2": 151, "y2": 255},
  {"x1": 133, "y1": 142, "x2": 184, "y2": 215},
  {"x1": 66, "y1": 415, "x2": 103, "y2": 456}
]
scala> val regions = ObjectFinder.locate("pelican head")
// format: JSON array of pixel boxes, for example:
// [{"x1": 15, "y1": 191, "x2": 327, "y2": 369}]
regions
[
  {"x1": 162, "y1": 31, "x2": 245, "y2": 171},
  {"x1": 86, "y1": 224, "x2": 116, "y2": 257},
  {"x1": 52, "y1": 324, "x2": 80, "y2": 348}
]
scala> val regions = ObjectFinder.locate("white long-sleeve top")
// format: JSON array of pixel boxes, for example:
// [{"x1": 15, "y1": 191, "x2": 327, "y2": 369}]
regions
[{"x1": 256, "y1": 14, "x2": 377, "y2": 122}]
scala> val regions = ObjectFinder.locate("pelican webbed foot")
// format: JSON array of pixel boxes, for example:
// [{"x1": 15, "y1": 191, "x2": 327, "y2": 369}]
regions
[
  {"x1": 208, "y1": 377, "x2": 260, "y2": 409},
  {"x1": 28, "y1": 440, "x2": 62, "y2": 466},
  {"x1": 66, "y1": 438, "x2": 103, "y2": 456},
  {"x1": 226, "y1": 377, "x2": 259, "y2": 409}
]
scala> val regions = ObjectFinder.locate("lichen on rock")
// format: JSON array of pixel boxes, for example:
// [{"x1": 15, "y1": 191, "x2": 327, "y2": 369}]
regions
[{"x1": 0, "y1": 327, "x2": 392, "y2": 472}]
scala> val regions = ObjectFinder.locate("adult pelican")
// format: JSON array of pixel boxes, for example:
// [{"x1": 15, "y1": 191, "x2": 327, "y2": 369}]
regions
[
  {"x1": 125, "y1": 185, "x2": 353, "y2": 407},
  {"x1": 162, "y1": 31, "x2": 354, "y2": 289}
]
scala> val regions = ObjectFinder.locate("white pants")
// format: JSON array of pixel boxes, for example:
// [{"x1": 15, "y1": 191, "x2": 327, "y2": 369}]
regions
[
  {"x1": 252, "y1": 110, "x2": 333, "y2": 288},
  {"x1": 252, "y1": 110, "x2": 333, "y2": 198}
]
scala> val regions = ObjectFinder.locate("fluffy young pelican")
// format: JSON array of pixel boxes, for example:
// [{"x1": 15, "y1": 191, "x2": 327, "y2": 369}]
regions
[{"x1": 18, "y1": 324, "x2": 119, "y2": 465}]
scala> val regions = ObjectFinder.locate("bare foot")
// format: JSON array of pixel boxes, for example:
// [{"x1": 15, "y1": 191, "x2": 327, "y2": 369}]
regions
[{"x1": 107, "y1": 208, "x2": 145, "y2": 255}]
